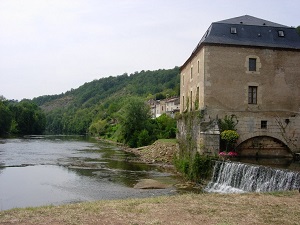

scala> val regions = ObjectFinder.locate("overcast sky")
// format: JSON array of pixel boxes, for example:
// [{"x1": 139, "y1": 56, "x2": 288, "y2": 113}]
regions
[{"x1": 0, "y1": 0, "x2": 299, "y2": 100}]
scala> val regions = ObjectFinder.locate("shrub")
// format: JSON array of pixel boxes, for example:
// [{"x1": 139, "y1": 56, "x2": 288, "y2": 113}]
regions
[
  {"x1": 174, "y1": 152, "x2": 215, "y2": 182},
  {"x1": 220, "y1": 130, "x2": 239, "y2": 152}
]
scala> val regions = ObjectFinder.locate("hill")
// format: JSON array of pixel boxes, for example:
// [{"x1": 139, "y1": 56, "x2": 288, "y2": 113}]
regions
[{"x1": 32, "y1": 67, "x2": 180, "y2": 135}]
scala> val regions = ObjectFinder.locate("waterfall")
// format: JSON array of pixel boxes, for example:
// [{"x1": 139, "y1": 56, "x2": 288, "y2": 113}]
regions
[{"x1": 205, "y1": 161, "x2": 300, "y2": 193}]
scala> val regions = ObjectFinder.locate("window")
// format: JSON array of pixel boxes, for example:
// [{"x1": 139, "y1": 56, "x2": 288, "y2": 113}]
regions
[
  {"x1": 182, "y1": 75, "x2": 184, "y2": 86},
  {"x1": 248, "y1": 86, "x2": 257, "y2": 104},
  {"x1": 197, "y1": 60, "x2": 200, "y2": 73},
  {"x1": 278, "y1": 30, "x2": 285, "y2": 37},
  {"x1": 230, "y1": 27, "x2": 237, "y2": 34},
  {"x1": 190, "y1": 67, "x2": 193, "y2": 79},
  {"x1": 249, "y1": 58, "x2": 257, "y2": 71},
  {"x1": 261, "y1": 121, "x2": 267, "y2": 129}
]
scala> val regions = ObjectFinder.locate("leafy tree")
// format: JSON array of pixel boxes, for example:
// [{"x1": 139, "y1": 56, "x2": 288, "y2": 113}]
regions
[
  {"x1": 0, "y1": 100, "x2": 46, "y2": 136},
  {"x1": 14, "y1": 101, "x2": 46, "y2": 135},
  {"x1": 0, "y1": 100, "x2": 12, "y2": 135},
  {"x1": 137, "y1": 129, "x2": 153, "y2": 147},
  {"x1": 296, "y1": 26, "x2": 300, "y2": 35},
  {"x1": 89, "y1": 119, "x2": 108, "y2": 136},
  {"x1": 218, "y1": 114, "x2": 238, "y2": 132},
  {"x1": 119, "y1": 97, "x2": 153, "y2": 147},
  {"x1": 155, "y1": 114, "x2": 177, "y2": 139}
]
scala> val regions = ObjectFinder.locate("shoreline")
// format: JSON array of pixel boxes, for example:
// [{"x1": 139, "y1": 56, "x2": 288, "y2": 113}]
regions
[
  {"x1": 1, "y1": 138, "x2": 299, "y2": 224},
  {"x1": 98, "y1": 137, "x2": 179, "y2": 170}
]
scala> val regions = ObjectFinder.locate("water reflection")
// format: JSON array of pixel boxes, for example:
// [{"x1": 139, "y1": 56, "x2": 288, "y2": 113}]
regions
[{"x1": 0, "y1": 136, "x2": 179, "y2": 210}]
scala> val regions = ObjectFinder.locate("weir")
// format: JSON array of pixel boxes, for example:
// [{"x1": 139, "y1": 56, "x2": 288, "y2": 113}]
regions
[{"x1": 205, "y1": 161, "x2": 300, "y2": 193}]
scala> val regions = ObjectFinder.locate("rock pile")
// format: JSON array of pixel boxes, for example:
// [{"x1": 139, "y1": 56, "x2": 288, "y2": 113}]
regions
[{"x1": 135, "y1": 140, "x2": 178, "y2": 164}]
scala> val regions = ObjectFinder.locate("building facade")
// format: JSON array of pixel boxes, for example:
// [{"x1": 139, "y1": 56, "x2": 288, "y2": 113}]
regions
[
  {"x1": 148, "y1": 97, "x2": 180, "y2": 118},
  {"x1": 178, "y1": 15, "x2": 300, "y2": 157}
]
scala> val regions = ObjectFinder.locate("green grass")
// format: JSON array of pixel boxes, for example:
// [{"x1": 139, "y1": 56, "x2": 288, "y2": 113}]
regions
[{"x1": 156, "y1": 139, "x2": 177, "y2": 144}]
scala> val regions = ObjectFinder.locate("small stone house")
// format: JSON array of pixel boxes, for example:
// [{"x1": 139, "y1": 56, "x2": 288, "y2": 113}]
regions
[
  {"x1": 165, "y1": 97, "x2": 180, "y2": 118},
  {"x1": 178, "y1": 15, "x2": 300, "y2": 158},
  {"x1": 148, "y1": 97, "x2": 180, "y2": 118}
]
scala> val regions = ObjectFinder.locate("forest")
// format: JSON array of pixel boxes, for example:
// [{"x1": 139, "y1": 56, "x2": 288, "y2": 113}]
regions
[
  {"x1": 0, "y1": 98, "x2": 46, "y2": 136},
  {"x1": 0, "y1": 67, "x2": 180, "y2": 147}
]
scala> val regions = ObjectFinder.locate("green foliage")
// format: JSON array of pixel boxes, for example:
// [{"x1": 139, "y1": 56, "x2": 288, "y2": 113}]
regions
[
  {"x1": 0, "y1": 100, "x2": 13, "y2": 135},
  {"x1": 155, "y1": 114, "x2": 177, "y2": 139},
  {"x1": 220, "y1": 130, "x2": 239, "y2": 152},
  {"x1": 12, "y1": 101, "x2": 46, "y2": 135},
  {"x1": 218, "y1": 114, "x2": 238, "y2": 132},
  {"x1": 119, "y1": 97, "x2": 155, "y2": 147},
  {"x1": 0, "y1": 99, "x2": 46, "y2": 136},
  {"x1": 296, "y1": 26, "x2": 300, "y2": 35},
  {"x1": 137, "y1": 129, "x2": 152, "y2": 147},
  {"x1": 88, "y1": 119, "x2": 108, "y2": 136},
  {"x1": 174, "y1": 152, "x2": 215, "y2": 182},
  {"x1": 32, "y1": 67, "x2": 180, "y2": 135}
]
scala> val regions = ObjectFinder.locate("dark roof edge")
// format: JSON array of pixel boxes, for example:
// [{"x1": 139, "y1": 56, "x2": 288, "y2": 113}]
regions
[{"x1": 180, "y1": 43, "x2": 300, "y2": 71}]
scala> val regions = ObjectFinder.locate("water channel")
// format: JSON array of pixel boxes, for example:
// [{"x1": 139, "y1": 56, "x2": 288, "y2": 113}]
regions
[{"x1": 0, "y1": 136, "x2": 181, "y2": 211}]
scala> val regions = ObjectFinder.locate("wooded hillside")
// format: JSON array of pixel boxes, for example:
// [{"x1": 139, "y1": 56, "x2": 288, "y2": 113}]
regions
[{"x1": 32, "y1": 67, "x2": 180, "y2": 136}]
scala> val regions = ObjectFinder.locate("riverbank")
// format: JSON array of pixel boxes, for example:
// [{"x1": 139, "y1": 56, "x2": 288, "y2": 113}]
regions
[
  {"x1": 1, "y1": 191, "x2": 299, "y2": 225},
  {"x1": 1, "y1": 139, "x2": 299, "y2": 224},
  {"x1": 122, "y1": 139, "x2": 178, "y2": 164}
]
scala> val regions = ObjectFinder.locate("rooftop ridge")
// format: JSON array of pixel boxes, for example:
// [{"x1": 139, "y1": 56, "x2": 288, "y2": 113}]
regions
[{"x1": 216, "y1": 15, "x2": 288, "y2": 28}]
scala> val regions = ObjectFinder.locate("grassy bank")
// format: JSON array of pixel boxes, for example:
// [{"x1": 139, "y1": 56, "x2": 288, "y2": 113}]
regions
[{"x1": 1, "y1": 191, "x2": 299, "y2": 225}]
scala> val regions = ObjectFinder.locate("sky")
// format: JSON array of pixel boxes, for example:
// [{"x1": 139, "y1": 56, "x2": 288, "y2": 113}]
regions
[{"x1": 0, "y1": 0, "x2": 299, "y2": 100}]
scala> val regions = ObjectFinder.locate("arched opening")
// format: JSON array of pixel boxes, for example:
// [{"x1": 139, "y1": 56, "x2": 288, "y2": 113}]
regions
[{"x1": 237, "y1": 136, "x2": 293, "y2": 158}]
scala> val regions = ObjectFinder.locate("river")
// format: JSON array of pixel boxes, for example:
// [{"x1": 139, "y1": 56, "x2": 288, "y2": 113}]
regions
[{"x1": 0, "y1": 136, "x2": 180, "y2": 211}]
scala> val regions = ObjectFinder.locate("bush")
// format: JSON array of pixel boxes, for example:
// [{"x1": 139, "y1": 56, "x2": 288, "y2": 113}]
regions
[
  {"x1": 174, "y1": 152, "x2": 215, "y2": 182},
  {"x1": 220, "y1": 130, "x2": 239, "y2": 152}
]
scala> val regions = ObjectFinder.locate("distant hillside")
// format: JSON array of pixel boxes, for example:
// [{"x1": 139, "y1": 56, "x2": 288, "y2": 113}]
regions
[{"x1": 32, "y1": 67, "x2": 180, "y2": 134}]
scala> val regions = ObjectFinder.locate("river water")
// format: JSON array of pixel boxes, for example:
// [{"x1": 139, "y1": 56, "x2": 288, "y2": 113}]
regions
[{"x1": 0, "y1": 136, "x2": 180, "y2": 211}]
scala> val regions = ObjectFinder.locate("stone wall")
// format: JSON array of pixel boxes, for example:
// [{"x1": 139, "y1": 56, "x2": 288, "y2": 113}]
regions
[
  {"x1": 179, "y1": 45, "x2": 300, "y2": 155},
  {"x1": 177, "y1": 111, "x2": 220, "y2": 156}
]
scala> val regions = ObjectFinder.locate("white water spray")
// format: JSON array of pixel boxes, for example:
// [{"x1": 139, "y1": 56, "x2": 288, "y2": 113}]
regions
[{"x1": 205, "y1": 161, "x2": 300, "y2": 193}]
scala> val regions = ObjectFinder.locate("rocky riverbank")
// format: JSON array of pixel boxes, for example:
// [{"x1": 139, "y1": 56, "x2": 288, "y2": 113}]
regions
[{"x1": 123, "y1": 139, "x2": 178, "y2": 165}]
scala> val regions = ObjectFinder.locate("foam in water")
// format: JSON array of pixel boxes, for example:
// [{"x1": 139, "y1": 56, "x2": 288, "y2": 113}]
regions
[{"x1": 205, "y1": 161, "x2": 300, "y2": 193}]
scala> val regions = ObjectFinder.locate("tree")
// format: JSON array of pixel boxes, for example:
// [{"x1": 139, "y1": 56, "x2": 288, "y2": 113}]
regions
[
  {"x1": 119, "y1": 97, "x2": 153, "y2": 147},
  {"x1": 296, "y1": 26, "x2": 300, "y2": 35},
  {"x1": 155, "y1": 113, "x2": 177, "y2": 139},
  {"x1": 0, "y1": 101, "x2": 12, "y2": 135},
  {"x1": 218, "y1": 114, "x2": 238, "y2": 132},
  {"x1": 13, "y1": 101, "x2": 46, "y2": 135}
]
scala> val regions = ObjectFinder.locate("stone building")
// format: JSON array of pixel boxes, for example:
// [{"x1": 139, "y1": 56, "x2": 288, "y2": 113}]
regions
[
  {"x1": 148, "y1": 97, "x2": 180, "y2": 118},
  {"x1": 178, "y1": 15, "x2": 300, "y2": 158},
  {"x1": 148, "y1": 99, "x2": 166, "y2": 118},
  {"x1": 165, "y1": 97, "x2": 180, "y2": 118}
]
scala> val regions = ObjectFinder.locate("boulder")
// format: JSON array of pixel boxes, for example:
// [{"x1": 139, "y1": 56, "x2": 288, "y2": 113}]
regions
[{"x1": 133, "y1": 179, "x2": 170, "y2": 189}]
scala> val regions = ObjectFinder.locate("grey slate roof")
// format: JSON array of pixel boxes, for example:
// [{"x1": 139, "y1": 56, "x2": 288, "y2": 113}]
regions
[
  {"x1": 216, "y1": 15, "x2": 288, "y2": 28},
  {"x1": 185, "y1": 15, "x2": 300, "y2": 68},
  {"x1": 200, "y1": 15, "x2": 300, "y2": 50}
]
